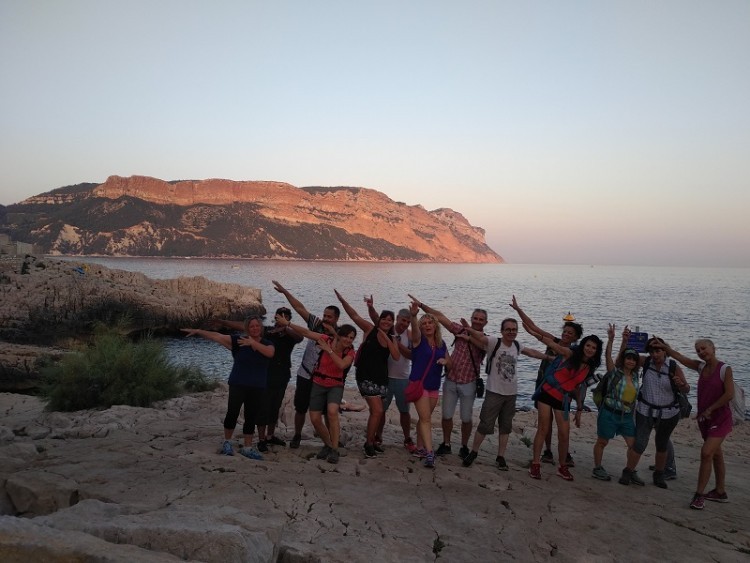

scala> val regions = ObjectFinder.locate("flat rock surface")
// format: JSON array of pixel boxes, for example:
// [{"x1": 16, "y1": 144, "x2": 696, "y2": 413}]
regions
[{"x1": 1, "y1": 388, "x2": 749, "y2": 562}]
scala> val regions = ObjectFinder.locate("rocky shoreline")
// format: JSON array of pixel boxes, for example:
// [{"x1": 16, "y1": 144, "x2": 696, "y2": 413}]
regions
[{"x1": 1, "y1": 386, "x2": 749, "y2": 562}]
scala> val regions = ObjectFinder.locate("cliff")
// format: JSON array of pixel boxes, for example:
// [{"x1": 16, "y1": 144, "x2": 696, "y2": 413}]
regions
[{"x1": 3, "y1": 176, "x2": 503, "y2": 262}]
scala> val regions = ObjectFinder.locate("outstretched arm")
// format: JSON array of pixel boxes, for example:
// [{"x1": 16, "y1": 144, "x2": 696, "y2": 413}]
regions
[
  {"x1": 180, "y1": 328, "x2": 232, "y2": 350},
  {"x1": 365, "y1": 295, "x2": 379, "y2": 325},
  {"x1": 459, "y1": 319, "x2": 489, "y2": 348},
  {"x1": 272, "y1": 280, "x2": 311, "y2": 324},
  {"x1": 238, "y1": 336, "x2": 275, "y2": 358},
  {"x1": 315, "y1": 336, "x2": 355, "y2": 371},
  {"x1": 605, "y1": 324, "x2": 616, "y2": 372},
  {"x1": 377, "y1": 328, "x2": 401, "y2": 360},
  {"x1": 408, "y1": 299, "x2": 421, "y2": 347},
  {"x1": 408, "y1": 294, "x2": 453, "y2": 331},
  {"x1": 275, "y1": 314, "x2": 320, "y2": 342},
  {"x1": 656, "y1": 340, "x2": 701, "y2": 372},
  {"x1": 510, "y1": 295, "x2": 556, "y2": 341},
  {"x1": 334, "y1": 289, "x2": 374, "y2": 333}
]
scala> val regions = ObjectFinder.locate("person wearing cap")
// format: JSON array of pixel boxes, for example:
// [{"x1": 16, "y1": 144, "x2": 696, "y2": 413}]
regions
[
  {"x1": 591, "y1": 324, "x2": 641, "y2": 481},
  {"x1": 619, "y1": 333, "x2": 690, "y2": 488}
]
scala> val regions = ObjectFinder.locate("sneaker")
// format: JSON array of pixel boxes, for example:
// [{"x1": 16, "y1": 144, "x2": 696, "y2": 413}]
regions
[
  {"x1": 220, "y1": 440, "x2": 234, "y2": 456},
  {"x1": 423, "y1": 451, "x2": 435, "y2": 468},
  {"x1": 557, "y1": 465, "x2": 574, "y2": 481},
  {"x1": 565, "y1": 453, "x2": 575, "y2": 467},
  {"x1": 496, "y1": 456, "x2": 509, "y2": 471},
  {"x1": 316, "y1": 445, "x2": 332, "y2": 460},
  {"x1": 529, "y1": 462, "x2": 542, "y2": 479},
  {"x1": 326, "y1": 449, "x2": 340, "y2": 464},
  {"x1": 268, "y1": 435, "x2": 286, "y2": 447},
  {"x1": 541, "y1": 449, "x2": 554, "y2": 464},
  {"x1": 290, "y1": 435, "x2": 301, "y2": 449},
  {"x1": 364, "y1": 443, "x2": 377, "y2": 458},
  {"x1": 619, "y1": 468, "x2": 645, "y2": 486},
  {"x1": 705, "y1": 489, "x2": 729, "y2": 503},
  {"x1": 257, "y1": 440, "x2": 269, "y2": 453},
  {"x1": 690, "y1": 493, "x2": 705, "y2": 510},
  {"x1": 413, "y1": 448, "x2": 428, "y2": 459},
  {"x1": 459, "y1": 445, "x2": 470, "y2": 460},
  {"x1": 653, "y1": 470, "x2": 668, "y2": 489},
  {"x1": 373, "y1": 443, "x2": 385, "y2": 454},
  {"x1": 592, "y1": 466, "x2": 611, "y2": 481},
  {"x1": 240, "y1": 447, "x2": 263, "y2": 461},
  {"x1": 462, "y1": 451, "x2": 478, "y2": 467},
  {"x1": 403, "y1": 437, "x2": 417, "y2": 454},
  {"x1": 435, "y1": 443, "x2": 452, "y2": 456}
]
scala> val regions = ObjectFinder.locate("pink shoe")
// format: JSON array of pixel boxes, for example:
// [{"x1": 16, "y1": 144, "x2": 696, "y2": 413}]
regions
[
  {"x1": 556, "y1": 465, "x2": 574, "y2": 481},
  {"x1": 403, "y1": 437, "x2": 417, "y2": 454},
  {"x1": 529, "y1": 462, "x2": 541, "y2": 479}
]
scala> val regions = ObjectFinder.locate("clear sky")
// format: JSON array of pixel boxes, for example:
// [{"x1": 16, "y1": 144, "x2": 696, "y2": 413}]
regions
[{"x1": 2, "y1": 1, "x2": 749, "y2": 266}]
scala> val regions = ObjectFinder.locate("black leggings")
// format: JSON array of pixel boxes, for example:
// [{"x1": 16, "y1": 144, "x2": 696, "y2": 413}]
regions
[{"x1": 224, "y1": 384, "x2": 265, "y2": 435}]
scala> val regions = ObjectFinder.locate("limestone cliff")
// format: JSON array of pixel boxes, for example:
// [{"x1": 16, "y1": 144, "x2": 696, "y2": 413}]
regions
[{"x1": 6, "y1": 175, "x2": 503, "y2": 262}]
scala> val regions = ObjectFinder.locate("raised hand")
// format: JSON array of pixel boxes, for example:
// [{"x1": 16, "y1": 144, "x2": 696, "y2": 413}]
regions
[{"x1": 607, "y1": 323, "x2": 616, "y2": 340}]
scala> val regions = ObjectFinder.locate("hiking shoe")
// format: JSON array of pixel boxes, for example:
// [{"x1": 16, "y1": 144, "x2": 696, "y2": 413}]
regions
[
  {"x1": 290, "y1": 435, "x2": 301, "y2": 449},
  {"x1": 649, "y1": 464, "x2": 677, "y2": 479},
  {"x1": 364, "y1": 443, "x2": 377, "y2": 458},
  {"x1": 496, "y1": 456, "x2": 509, "y2": 471},
  {"x1": 557, "y1": 465, "x2": 574, "y2": 481},
  {"x1": 690, "y1": 493, "x2": 705, "y2": 510},
  {"x1": 403, "y1": 437, "x2": 417, "y2": 454},
  {"x1": 373, "y1": 443, "x2": 385, "y2": 454},
  {"x1": 653, "y1": 471, "x2": 668, "y2": 489},
  {"x1": 619, "y1": 468, "x2": 645, "y2": 486},
  {"x1": 413, "y1": 448, "x2": 428, "y2": 459},
  {"x1": 268, "y1": 435, "x2": 286, "y2": 447},
  {"x1": 326, "y1": 449, "x2": 340, "y2": 464},
  {"x1": 220, "y1": 440, "x2": 234, "y2": 456},
  {"x1": 257, "y1": 440, "x2": 269, "y2": 453},
  {"x1": 529, "y1": 462, "x2": 542, "y2": 479},
  {"x1": 541, "y1": 449, "x2": 554, "y2": 464},
  {"x1": 705, "y1": 489, "x2": 729, "y2": 503},
  {"x1": 592, "y1": 466, "x2": 611, "y2": 481},
  {"x1": 240, "y1": 447, "x2": 263, "y2": 461},
  {"x1": 423, "y1": 451, "x2": 435, "y2": 469},
  {"x1": 462, "y1": 451, "x2": 478, "y2": 467},
  {"x1": 565, "y1": 453, "x2": 575, "y2": 467},
  {"x1": 316, "y1": 445, "x2": 332, "y2": 460},
  {"x1": 459, "y1": 445, "x2": 470, "y2": 460},
  {"x1": 435, "y1": 443, "x2": 452, "y2": 456},
  {"x1": 629, "y1": 470, "x2": 645, "y2": 486}
]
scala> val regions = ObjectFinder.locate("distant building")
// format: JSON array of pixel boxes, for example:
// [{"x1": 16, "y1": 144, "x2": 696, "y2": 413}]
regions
[{"x1": 0, "y1": 234, "x2": 37, "y2": 257}]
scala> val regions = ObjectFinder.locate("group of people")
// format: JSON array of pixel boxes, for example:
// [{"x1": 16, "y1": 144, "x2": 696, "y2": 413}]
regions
[{"x1": 182, "y1": 286, "x2": 737, "y2": 511}]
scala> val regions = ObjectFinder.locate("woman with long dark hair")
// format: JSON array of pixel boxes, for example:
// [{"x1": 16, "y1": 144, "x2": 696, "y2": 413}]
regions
[{"x1": 527, "y1": 332, "x2": 603, "y2": 481}]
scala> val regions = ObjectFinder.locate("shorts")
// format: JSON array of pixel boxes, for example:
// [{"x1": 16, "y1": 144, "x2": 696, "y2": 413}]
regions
[
  {"x1": 423, "y1": 388, "x2": 440, "y2": 400},
  {"x1": 535, "y1": 390, "x2": 564, "y2": 412},
  {"x1": 357, "y1": 379, "x2": 388, "y2": 398},
  {"x1": 293, "y1": 376, "x2": 313, "y2": 414},
  {"x1": 698, "y1": 411, "x2": 733, "y2": 440},
  {"x1": 309, "y1": 383, "x2": 344, "y2": 412},
  {"x1": 383, "y1": 378, "x2": 410, "y2": 413},
  {"x1": 476, "y1": 391, "x2": 516, "y2": 435},
  {"x1": 633, "y1": 411, "x2": 679, "y2": 454},
  {"x1": 597, "y1": 406, "x2": 636, "y2": 440},
  {"x1": 441, "y1": 379, "x2": 476, "y2": 423}
]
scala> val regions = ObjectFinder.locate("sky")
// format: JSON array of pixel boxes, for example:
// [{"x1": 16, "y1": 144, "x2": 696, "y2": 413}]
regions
[{"x1": 1, "y1": 1, "x2": 749, "y2": 267}]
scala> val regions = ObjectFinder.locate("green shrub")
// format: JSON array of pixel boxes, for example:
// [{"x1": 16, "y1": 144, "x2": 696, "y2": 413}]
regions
[{"x1": 42, "y1": 327, "x2": 216, "y2": 411}]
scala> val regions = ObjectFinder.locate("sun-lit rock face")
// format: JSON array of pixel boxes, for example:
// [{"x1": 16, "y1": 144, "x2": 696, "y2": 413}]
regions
[{"x1": 12, "y1": 175, "x2": 503, "y2": 262}]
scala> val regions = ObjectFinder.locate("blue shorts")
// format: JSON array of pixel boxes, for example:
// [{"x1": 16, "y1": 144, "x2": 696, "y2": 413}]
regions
[
  {"x1": 597, "y1": 406, "x2": 636, "y2": 440},
  {"x1": 383, "y1": 378, "x2": 410, "y2": 414}
]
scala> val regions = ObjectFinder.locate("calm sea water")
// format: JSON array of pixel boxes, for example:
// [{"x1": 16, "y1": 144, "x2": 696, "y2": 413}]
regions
[{"x1": 73, "y1": 258, "x2": 750, "y2": 413}]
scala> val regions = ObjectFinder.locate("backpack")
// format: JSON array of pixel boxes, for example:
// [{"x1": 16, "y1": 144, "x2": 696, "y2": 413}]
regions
[
  {"x1": 485, "y1": 339, "x2": 520, "y2": 375},
  {"x1": 719, "y1": 363, "x2": 747, "y2": 425},
  {"x1": 593, "y1": 370, "x2": 623, "y2": 409}
]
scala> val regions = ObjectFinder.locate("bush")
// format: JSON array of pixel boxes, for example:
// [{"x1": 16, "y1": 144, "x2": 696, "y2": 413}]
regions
[{"x1": 42, "y1": 327, "x2": 216, "y2": 411}]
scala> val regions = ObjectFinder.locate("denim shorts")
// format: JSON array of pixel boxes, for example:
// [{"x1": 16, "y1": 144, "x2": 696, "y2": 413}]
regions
[
  {"x1": 383, "y1": 378, "x2": 410, "y2": 413},
  {"x1": 441, "y1": 379, "x2": 476, "y2": 423}
]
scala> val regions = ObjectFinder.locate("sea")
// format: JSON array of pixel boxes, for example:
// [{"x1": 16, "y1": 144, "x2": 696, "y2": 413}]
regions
[{"x1": 68, "y1": 258, "x2": 750, "y2": 416}]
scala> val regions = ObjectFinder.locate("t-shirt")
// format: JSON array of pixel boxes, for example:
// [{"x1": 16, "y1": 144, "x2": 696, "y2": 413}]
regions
[
  {"x1": 388, "y1": 329, "x2": 411, "y2": 380},
  {"x1": 263, "y1": 326, "x2": 300, "y2": 388},
  {"x1": 228, "y1": 334, "x2": 273, "y2": 388},
  {"x1": 485, "y1": 336, "x2": 527, "y2": 396},
  {"x1": 409, "y1": 336, "x2": 447, "y2": 391},
  {"x1": 296, "y1": 313, "x2": 330, "y2": 380}
]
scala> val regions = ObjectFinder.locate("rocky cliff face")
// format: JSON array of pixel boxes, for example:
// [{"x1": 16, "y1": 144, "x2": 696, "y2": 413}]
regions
[{"x1": 6, "y1": 175, "x2": 502, "y2": 262}]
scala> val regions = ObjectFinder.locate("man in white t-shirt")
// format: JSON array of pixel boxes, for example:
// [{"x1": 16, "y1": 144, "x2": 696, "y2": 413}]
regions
[{"x1": 458, "y1": 317, "x2": 547, "y2": 469}]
